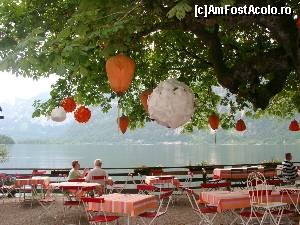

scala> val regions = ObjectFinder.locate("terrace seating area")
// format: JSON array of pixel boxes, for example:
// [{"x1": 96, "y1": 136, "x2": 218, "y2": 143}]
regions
[{"x1": 0, "y1": 164, "x2": 300, "y2": 225}]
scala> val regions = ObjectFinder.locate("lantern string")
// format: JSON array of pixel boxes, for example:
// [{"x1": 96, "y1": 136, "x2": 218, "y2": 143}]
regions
[
  {"x1": 117, "y1": 96, "x2": 120, "y2": 135},
  {"x1": 214, "y1": 132, "x2": 217, "y2": 144}
]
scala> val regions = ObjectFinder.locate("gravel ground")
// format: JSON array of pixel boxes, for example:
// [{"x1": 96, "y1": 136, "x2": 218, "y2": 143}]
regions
[{"x1": 0, "y1": 196, "x2": 299, "y2": 225}]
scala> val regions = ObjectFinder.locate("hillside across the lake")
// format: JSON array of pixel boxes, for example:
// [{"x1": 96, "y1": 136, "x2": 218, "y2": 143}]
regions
[
  {"x1": 0, "y1": 95, "x2": 300, "y2": 144},
  {"x1": 0, "y1": 135, "x2": 15, "y2": 144}
]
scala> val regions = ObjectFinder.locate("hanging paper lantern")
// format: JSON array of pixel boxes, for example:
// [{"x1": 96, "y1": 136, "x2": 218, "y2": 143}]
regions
[
  {"x1": 208, "y1": 114, "x2": 219, "y2": 130},
  {"x1": 148, "y1": 79, "x2": 195, "y2": 128},
  {"x1": 119, "y1": 115, "x2": 129, "y2": 134},
  {"x1": 61, "y1": 97, "x2": 77, "y2": 113},
  {"x1": 105, "y1": 54, "x2": 136, "y2": 94},
  {"x1": 140, "y1": 89, "x2": 153, "y2": 112},
  {"x1": 235, "y1": 119, "x2": 246, "y2": 132},
  {"x1": 74, "y1": 106, "x2": 91, "y2": 123},
  {"x1": 51, "y1": 107, "x2": 66, "y2": 122},
  {"x1": 289, "y1": 119, "x2": 300, "y2": 131},
  {"x1": 297, "y1": 18, "x2": 300, "y2": 28}
]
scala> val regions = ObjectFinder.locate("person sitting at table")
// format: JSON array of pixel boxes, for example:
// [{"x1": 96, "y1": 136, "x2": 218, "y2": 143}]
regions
[
  {"x1": 282, "y1": 153, "x2": 298, "y2": 181},
  {"x1": 85, "y1": 159, "x2": 108, "y2": 186},
  {"x1": 67, "y1": 160, "x2": 88, "y2": 181}
]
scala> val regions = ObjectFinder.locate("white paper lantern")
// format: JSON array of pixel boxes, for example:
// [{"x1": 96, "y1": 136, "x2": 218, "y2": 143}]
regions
[
  {"x1": 50, "y1": 106, "x2": 66, "y2": 122},
  {"x1": 148, "y1": 79, "x2": 195, "y2": 128}
]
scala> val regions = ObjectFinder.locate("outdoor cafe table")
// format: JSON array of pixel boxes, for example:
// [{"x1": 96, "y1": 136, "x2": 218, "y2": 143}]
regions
[
  {"x1": 15, "y1": 176, "x2": 51, "y2": 188},
  {"x1": 213, "y1": 167, "x2": 277, "y2": 180},
  {"x1": 15, "y1": 177, "x2": 51, "y2": 204},
  {"x1": 49, "y1": 182, "x2": 103, "y2": 209},
  {"x1": 68, "y1": 177, "x2": 114, "y2": 186},
  {"x1": 199, "y1": 190, "x2": 300, "y2": 213},
  {"x1": 49, "y1": 181, "x2": 102, "y2": 192},
  {"x1": 145, "y1": 175, "x2": 181, "y2": 188},
  {"x1": 88, "y1": 193, "x2": 158, "y2": 225}
]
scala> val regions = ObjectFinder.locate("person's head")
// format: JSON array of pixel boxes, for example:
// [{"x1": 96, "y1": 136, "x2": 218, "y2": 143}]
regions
[
  {"x1": 285, "y1": 153, "x2": 292, "y2": 161},
  {"x1": 72, "y1": 160, "x2": 80, "y2": 170},
  {"x1": 94, "y1": 159, "x2": 102, "y2": 168}
]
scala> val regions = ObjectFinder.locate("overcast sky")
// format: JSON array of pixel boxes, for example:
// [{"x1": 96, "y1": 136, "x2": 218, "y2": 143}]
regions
[{"x1": 0, "y1": 72, "x2": 58, "y2": 104}]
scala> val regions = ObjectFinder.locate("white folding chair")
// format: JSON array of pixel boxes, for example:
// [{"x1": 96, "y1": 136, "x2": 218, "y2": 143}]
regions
[
  {"x1": 0, "y1": 174, "x2": 15, "y2": 203},
  {"x1": 137, "y1": 184, "x2": 158, "y2": 195},
  {"x1": 81, "y1": 197, "x2": 120, "y2": 225},
  {"x1": 38, "y1": 192, "x2": 56, "y2": 219},
  {"x1": 60, "y1": 185, "x2": 82, "y2": 220},
  {"x1": 15, "y1": 175, "x2": 35, "y2": 206},
  {"x1": 152, "y1": 176, "x2": 176, "y2": 192},
  {"x1": 137, "y1": 190, "x2": 173, "y2": 225},
  {"x1": 90, "y1": 176, "x2": 107, "y2": 195},
  {"x1": 244, "y1": 172, "x2": 288, "y2": 225},
  {"x1": 182, "y1": 171, "x2": 194, "y2": 188},
  {"x1": 184, "y1": 188, "x2": 218, "y2": 225},
  {"x1": 107, "y1": 173, "x2": 135, "y2": 194},
  {"x1": 175, "y1": 171, "x2": 194, "y2": 198}
]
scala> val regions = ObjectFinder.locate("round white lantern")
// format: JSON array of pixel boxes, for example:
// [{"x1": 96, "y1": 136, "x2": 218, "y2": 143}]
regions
[
  {"x1": 50, "y1": 106, "x2": 66, "y2": 122},
  {"x1": 148, "y1": 79, "x2": 195, "y2": 128}
]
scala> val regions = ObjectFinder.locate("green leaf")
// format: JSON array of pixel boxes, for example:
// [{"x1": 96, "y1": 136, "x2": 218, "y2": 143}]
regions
[{"x1": 167, "y1": 1, "x2": 192, "y2": 20}]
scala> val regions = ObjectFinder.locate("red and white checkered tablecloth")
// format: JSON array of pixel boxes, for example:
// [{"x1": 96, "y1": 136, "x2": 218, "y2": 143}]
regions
[
  {"x1": 200, "y1": 190, "x2": 300, "y2": 212},
  {"x1": 144, "y1": 176, "x2": 181, "y2": 188},
  {"x1": 213, "y1": 167, "x2": 277, "y2": 179},
  {"x1": 88, "y1": 193, "x2": 158, "y2": 217},
  {"x1": 49, "y1": 181, "x2": 101, "y2": 189},
  {"x1": 15, "y1": 177, "x2": 51, "y2": 188}
]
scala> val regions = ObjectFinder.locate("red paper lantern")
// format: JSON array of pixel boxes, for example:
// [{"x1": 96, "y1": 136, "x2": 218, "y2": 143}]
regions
[
  {"x1": 105, "y1": 54, "x2": 136, "y2": 95},
  {"x1": 235, "y1": 119, "x2": 246, "y2": 132},
  {"x1": 74, "y1": 106, "x2": 91, "y2": 123},
  {"x1": 208, "y1": 114, "x2": 219, "y2": 130},
  {"x1": 61, "y1": 97, "x2": 76, "y2": 113},
  {"x1": 119, "y1": 115, "x2": 129, "y2": 134},
  {"x1": 297, "y1": 18, "x2": 300, "y2": 28},
  {"x1": 289, "y1": 119, "x2": 300, "y2": 131},
  {"x1": 140, "y1": 89, "x2": 153, "y2": 112}
]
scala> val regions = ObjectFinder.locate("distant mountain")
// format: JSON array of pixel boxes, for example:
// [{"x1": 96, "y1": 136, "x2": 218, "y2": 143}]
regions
[
  {"x1": 0, "y1": 94, "x2": 67, "y2": 142},
  {"x1": 0, "y1": 94, "x2": 300, "y2": 144},
  {"x1": 191, "y1": 118, "x2": 300, "y2": 144},
  {"x1": 61, "y1": 108, "x2": 192, "y2": 144},
  {"x1": 0, "y1": 95, "x2": 192, "y2": 144}
]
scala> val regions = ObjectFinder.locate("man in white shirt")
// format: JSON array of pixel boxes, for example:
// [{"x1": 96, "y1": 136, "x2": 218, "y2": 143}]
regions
[{"x1": 85, "y1": 159, "x2": 108, "y2": 186}]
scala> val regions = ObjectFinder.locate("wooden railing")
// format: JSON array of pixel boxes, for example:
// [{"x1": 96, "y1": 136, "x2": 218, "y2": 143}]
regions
[{"x1": 1, "y1": 162, "x2": 299, "y2": 190}]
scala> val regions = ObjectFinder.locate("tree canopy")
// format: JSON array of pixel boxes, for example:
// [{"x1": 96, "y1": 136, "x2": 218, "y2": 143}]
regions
[
  {"x1": 0, "y1": 135, "x2": 15, "y2": 144},
  {"x1": 0, "y1": 0, "x2": 299, "y2": 131}
]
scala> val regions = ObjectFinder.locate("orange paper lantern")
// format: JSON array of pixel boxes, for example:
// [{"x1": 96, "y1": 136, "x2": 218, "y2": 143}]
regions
[
  {"x1": 61, "y1": 97, "x2": 76, "y2": 112},
  {"x1": 289, "y1": 119, "x2": 300, "y2": 131},
  {"x1": 74, "y1": 106, "x2": 91, "y2": 123},
  {"x1": 297, "y1": 18, "x2": 300, "y2": 28},
  {"x1": 235, "y1": 119, "x2": 246, "y2": 132},
  {"x1": 105, "y1": 54, "x2": 136, "y2": 94},
  {"x1": 140, "y1": 89, "x2": 153, "y2": 112},
  {"x1": 208, "y1": 114, "x2": 219, "y2": 130},
  {"x1": 119, "y1": 115, "x2": 129, "y2": 134}
]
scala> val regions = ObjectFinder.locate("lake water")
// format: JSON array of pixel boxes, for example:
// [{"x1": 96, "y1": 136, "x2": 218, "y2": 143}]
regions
[{"x1": 0, "y1": 144, "x2": 299, "y2": 169}]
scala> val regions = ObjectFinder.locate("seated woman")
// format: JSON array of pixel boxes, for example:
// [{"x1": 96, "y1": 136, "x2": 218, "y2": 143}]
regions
[{"x1": 67, "y1": 160, "x2": 88, "y2": 181}]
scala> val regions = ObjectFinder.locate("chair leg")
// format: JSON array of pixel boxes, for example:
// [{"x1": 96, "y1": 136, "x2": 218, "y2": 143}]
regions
[
  {"x1": 271, "y1": 209, "x2": 283, "y2": 225},
  {"x1": 140, "y1": 217, "x2": 148, "y2": 225},
  {"x1": 260, "y1": 211, "x2": 268, "y2": 225}
]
